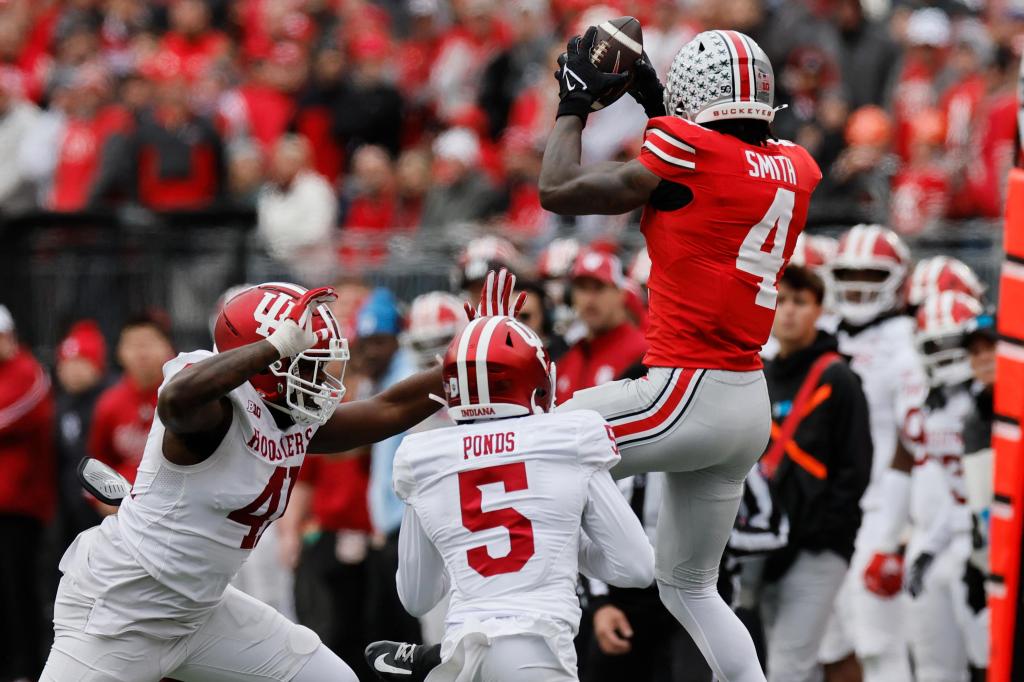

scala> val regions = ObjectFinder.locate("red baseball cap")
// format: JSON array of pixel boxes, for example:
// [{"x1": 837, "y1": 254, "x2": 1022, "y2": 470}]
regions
[
  {"x1": 57, "y1": 320, "x2": 107, "y2": 373},
  {"x1": 572, "y1": 250, "x2": 626, "y2": 289}
]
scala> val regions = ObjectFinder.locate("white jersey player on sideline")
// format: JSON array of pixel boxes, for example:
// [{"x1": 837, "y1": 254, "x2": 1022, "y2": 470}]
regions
[
  {"x1": 369, "y1": 315, "x2": 654, "y2": 681},
  {"x1": 865, "y1": 291, "x2": 989, "y2": 680},
  {"x1": 40, "y1": 276, "x2": 522, "y2": 682},
  {"x1": 819, "y1": 225, "x2": 927, "y2": 681}
]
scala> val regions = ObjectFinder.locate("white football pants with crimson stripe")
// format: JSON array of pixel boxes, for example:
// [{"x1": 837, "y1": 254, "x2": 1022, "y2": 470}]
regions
[{"x1": 558, "y1": 367, "x2": 770, "y2": 682}]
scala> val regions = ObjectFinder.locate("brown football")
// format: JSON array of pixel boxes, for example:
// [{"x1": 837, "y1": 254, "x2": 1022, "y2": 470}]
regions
[{"x1": 589, "y1": 16, "x2": 643, "y2": 110}]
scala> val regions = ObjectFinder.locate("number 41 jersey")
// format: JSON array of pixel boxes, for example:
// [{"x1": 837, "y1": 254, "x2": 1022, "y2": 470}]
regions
[
  {"x1": 393, "y1": 409, "x2": 620, "y2": 630},
  {"x1": 60, "y1": 350, "x2": 318, "y2": 636},
  {"x1": 637, "y1": 116, "x2": 822, "y2": 371}
]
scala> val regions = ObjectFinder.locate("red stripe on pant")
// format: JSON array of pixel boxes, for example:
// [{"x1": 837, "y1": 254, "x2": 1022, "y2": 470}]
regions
[{"x1": 612, "y1": 368, "x2": 697, "y2": 440}]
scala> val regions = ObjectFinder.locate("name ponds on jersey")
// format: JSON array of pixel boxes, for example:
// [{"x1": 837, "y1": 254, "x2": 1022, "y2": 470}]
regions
[
  {"x1": 744, "y1": 149, "x2": 798, "y2": 184},
  {"x1": 463, "y1": 431, "x2": 517, "y2": 460},
  {"x1": 245, "y1": 425, "x2": 315, "y2": 462}
]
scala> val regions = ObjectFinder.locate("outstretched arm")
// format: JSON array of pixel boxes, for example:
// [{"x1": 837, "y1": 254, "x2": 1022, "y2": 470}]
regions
[
  {"x1": 308, "y1": 367, "x2": 442, "y2": 454},
  {"x1": 579, "y1": 470, "x2": 655, "y2": 588},
  {"x1": 539, "y1": 117, "x2": 660, "y2": 215}
]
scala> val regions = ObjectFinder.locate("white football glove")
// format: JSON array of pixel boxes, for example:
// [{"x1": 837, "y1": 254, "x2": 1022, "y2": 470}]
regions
[
  {"x1": 266, "y1": 286, "x2": 337, "y2": 359},
  {"x1": 465, "y1": 268, "x2": 527, "y2": 320}
]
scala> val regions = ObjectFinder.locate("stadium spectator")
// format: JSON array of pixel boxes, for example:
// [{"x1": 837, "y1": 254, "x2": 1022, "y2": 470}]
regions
[
  {"x1": 500, "y1": 126, "x2": 551, "y2": 239},
  {"x1": 333, "y1": 32, "x2": 404, "y2": 158},
  {"x1": 815, "y1": 104, "x2": 898, "y2": 225},
  {"x1": 47, "y1": 65, "x2": 133, "y2": 210},
  {"x1": 158, "y1": 0, "x2": 230, "y2": 82},
  {"x1": 354, "y1": 288, "x2": 423, "y2": 646},
  {"x1": 554, "y1": 250, "x2": 647, "y2": 404},
  {"x1": 0, "y1": 67, "x2": 39, "y2": 214},
  {"x1": 53, "y1": 320, "x2": 109, "y2": 550},
  {"x1": 477, "y1": 0, "x2": 552, "y2": 139},
  {"x1": 0, "y1": 304, "x2": 55, "y2": 682},
  {"x1": 394, "y1": 147, "x2": 431, "y2": 229},
  {"x1": 343, "y1": 144, "x2": 398, "y2": 231},
  {"x1": 421, "y1": 127, "x2": 503, "y2": 229},
  {"x1": 829, "y1": 0, "x2": 899, "y2": 109},
  {"x1": 890, "y1": 7, "x2": 949, "y2": 163},
  {"x1": 226, "y1": 137, "x2": 265, "y2": 208},
  {"x1": 293, "y1": 43, "x2": 347, "y2": 185},
  {"x1": 130, "y1": 60, "x2": 225, "y2": 210},
  {"x1": 257, "y1": 133, "x2": 338, "y2": 279},
  {"x1": 774, "y1": 46, "x2": 848, "y2": 171},
  {"x1": 759, "y1": 266, "x2": 872, "y2": 682},
  {"x1": 223, "y1": 43, "x2": 308, "y2": 153},
  {"x1": 88, "y1": 312, "x2": 174, "y2": 503},
  {"x1": 890, "y1": 107, "x2": 949, "y2": 235}
]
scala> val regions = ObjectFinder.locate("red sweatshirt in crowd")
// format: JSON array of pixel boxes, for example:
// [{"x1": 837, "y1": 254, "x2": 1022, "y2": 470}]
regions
[
  {"x1": 88, "y1": 376, "x2": 158, "y2": 484},
  {"x1": 555, "y1": 321, "x2": 649, "y2": 404},
  {"x1": 0, "y1": 348, "x2": 55, "y2": 522},
  {"x1": 298, "y1": 453, "x2": 372, "y2": 533}
]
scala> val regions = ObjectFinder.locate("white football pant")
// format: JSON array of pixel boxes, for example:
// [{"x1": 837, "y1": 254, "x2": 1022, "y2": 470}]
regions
[{"x1": 560, "y1": 367, "x2": 770, "y2": 682}]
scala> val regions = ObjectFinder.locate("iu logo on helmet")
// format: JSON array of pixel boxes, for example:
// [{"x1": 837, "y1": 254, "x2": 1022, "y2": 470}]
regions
[{"x1": 253, "y1": 293, "x2": 296, "y2": 337}]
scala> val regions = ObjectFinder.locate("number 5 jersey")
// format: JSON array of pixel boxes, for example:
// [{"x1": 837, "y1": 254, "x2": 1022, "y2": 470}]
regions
[
  {"x1": 55, "y1": 350, "x2": 317, "y2": 638},
  {"x1": 392, "y1": 409, "x2": 655, "y2": 640},
  {"x1": 636, "y1": 116, "x2": 822, "y2": 371}
]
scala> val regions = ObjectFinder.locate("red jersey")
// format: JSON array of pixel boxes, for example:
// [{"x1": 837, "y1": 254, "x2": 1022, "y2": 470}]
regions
[
  {"x1": 555, "y1": 322, "x2": 648, "y2": 404},
  {"x1": 297, "y1": 453, "x2": 373, "y2": 532},
  {"x1": 88, "y1": 377, "x2": 159, "y2": 484},
  {"x1": 0, "y1": 349, "x2": 54, "y2": 522},
  {"x1": 636, "y1": 117, "x2": 821, "y2": 371}
]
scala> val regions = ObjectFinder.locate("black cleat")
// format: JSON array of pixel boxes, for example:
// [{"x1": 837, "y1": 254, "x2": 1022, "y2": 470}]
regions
[{"x1": 364, "y1": 641, "x2": 440, "y2": 681}]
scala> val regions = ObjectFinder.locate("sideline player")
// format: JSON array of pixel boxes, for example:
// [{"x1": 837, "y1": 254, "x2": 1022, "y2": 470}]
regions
[
  {"x1": 371, "y1": 315, "x2": 654, "y2": 681},
  {"x1": 819, "y1": 225, "x2": 925, "y2": 681},
  {"x1": 535, "y1": 28, "x2": 821, "y2": 682},
  {"x1": 40, "y1": 277, "x2": 519, "y2": 682}
]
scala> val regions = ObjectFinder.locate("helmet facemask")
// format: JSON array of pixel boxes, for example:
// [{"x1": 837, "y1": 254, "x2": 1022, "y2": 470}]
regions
[
  {"x1": 917, "y1": 331, "x2": 971, "y2": 387},
  {"x1": 270, "y1": 337, "x2": 349, "y2": 425},
  {"x1": 829, "y1": 266, "x2": 904, "y2": 326}
]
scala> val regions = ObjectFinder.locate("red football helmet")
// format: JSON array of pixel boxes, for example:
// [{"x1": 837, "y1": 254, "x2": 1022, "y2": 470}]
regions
[
  {"x1": 915, "y1": 290, "x2": 983, "y2": 387},
  {"x1": 789, "y1": 234, "x2": 838, "y2": 275},
  {"x1": 405, "y1": 291, "x2": 468, "y2": 370},
  {"x1": 213, "y1": 282, "x2": 349, "y2": 425},
  {"x1": 906, "y1": 256, "x2": 985, "y2": 310},
  {"x1": 827, "y1": 224, "x2": 911, "y2": 326},
  {"x1": 442, "y1": 316, "x2": 555, "y2": 422}
]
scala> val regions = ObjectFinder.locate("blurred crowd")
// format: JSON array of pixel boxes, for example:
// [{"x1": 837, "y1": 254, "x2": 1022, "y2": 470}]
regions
[
  {"x1": 0, "y1": 224, "x2": 1001, "y2": 680},
  {"x1": 0, "y1": 0, "x2": 1019, "y2": 269}
]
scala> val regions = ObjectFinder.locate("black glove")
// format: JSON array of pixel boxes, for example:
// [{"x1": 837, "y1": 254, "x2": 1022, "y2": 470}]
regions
[
  {"x1": 906, "y1": 552, "x2": 934, "y2": 598},
  {"x1": 554, "y1": 27, "x2": 630, "y2": 123},
  {"x1": 629, "y1": 52, "x2": 665, "y2": 118}
]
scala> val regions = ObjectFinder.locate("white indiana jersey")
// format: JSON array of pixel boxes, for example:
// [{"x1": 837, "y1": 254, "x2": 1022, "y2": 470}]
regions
[
  {"x1": 905, "y1": 385, "x2": 974, "y2": 556},
  {"x1": 57, "y1": 350, "x2": 318, "y2": 637},
  {"x1": 393, "y1": 409, "x2": 650, "y2": 634},
  {"x1": 838, "y1": 316, "x2": 927, "y2": 511}
]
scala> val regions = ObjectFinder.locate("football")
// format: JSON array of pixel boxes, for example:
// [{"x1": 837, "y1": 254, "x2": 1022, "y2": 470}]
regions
[{"x1": 588, "y1": 16, "x2": 644, "y2": 110}]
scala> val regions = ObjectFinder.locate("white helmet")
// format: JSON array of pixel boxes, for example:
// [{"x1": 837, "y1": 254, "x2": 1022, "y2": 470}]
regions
[
  {"x1": 404, "y1": 292, "x2": 468, "y2": 370},
  {"x1": 628, "y1": 247, "x2": 652, "y2": 287},
  {"x1": 906, "y1": 256, "x2": 985, "y2": 310},
  {"x1": 664, "y1": 30, "x2": 776, "y2": 124},
  {"x1": 827, "y1": 224, "x2": 911, "y2": 326},
  {"x1": 915, "y1": 291, "x2": 983, "y2": 387}
]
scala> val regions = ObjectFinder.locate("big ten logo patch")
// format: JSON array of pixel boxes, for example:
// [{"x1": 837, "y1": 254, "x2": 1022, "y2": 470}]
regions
[
  {"x1": 253, "y1": 292, "x2": 297, "y2": 337},
  {"x1": 247, "y1": 400, "x2": 262, "y2": 418}
]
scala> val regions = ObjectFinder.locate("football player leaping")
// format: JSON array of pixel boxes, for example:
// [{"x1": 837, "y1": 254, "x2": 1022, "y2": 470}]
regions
[
  {"x1": 536, "y1": 28, "x2": 822, "y2": 682},
  {"x1": 40, "y1": 277, "x2": 519, "y2": 682},
  {"x1": 371, "y1": 315, "x2": 654, "y2": 681}
]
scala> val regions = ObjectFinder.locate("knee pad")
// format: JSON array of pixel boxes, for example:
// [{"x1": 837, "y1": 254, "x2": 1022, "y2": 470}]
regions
[{"x1": 656, "y1": 562, "x2": 719, "y2": 591}]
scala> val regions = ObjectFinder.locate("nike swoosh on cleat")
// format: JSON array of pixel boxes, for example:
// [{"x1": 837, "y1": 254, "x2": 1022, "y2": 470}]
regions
[{"x1": 374, "y1": 654, "x2": 413, "y2": 675}]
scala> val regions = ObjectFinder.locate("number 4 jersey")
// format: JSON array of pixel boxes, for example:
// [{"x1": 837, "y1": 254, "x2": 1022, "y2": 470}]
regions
[
  {"x1": 55, "y1": 350, "x2": 316, "y2": 637},
  {"x1": 637, "y1": 116, "x2": 822, "y2": 371},
  {"x1": 393, "y1": 409, "x2": 654, "y2": 636}
]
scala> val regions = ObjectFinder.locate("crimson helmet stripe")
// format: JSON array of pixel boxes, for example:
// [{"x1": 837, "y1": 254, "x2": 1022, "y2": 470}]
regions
[
  {"x1": 721, "y1": 30, "x2": 753, "y2": 101},
  {"x1": 473, "y1": 316, "x2": 505, "y2": 404}
]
